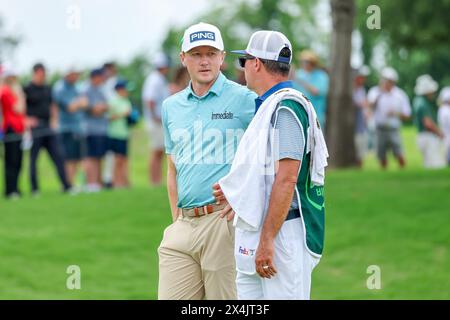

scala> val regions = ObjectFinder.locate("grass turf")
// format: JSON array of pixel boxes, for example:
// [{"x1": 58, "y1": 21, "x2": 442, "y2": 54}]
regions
[{"x1": 0, "y1": 126, "x2": 449, "y2": 299}]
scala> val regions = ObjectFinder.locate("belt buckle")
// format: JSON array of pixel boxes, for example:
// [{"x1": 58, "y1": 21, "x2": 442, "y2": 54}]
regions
[{"x1": 190, "y1": 204, "x2": 215, "y2": 217}]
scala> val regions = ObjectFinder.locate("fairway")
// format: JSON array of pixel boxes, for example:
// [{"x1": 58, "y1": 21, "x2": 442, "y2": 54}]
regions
[{"x1": 0, "y1": 126, "x2": 449, "y2": 299}]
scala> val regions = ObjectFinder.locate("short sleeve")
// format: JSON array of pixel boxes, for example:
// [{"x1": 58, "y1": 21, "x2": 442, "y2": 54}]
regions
[
  {"x1": 48, "y1": 85, "x2": 55, "y2": 105},
  {"x1": 400, "y1": 91, "x2": 412, "y2": 117},
  {"x1": 0, "y1": 87, "x2": 14, "y2": 107},
  {"x1": 316, "y1": 71, "x2": 329, "y2": 96},
  {"x1": 52, "y1": 83, "x2": 62, "y2": 106},
  {"x1": 161, "y1": 100, "x2": 174, "y2": 154},
  {"x1": 241, "y1": 90, "x2": 257, "y2": 128},
  {"x1": 142, "y1": 73, "x2": 162, "y2": 102},
  {"x1": 274, "y1": 107, "x2": 305, "y2": 161},
  {"x1": 367, "y1": 87, "x2": 379, "y2": 105},
  {"x1": 124, "y1": 100, "x2": 132, "y2": 113},
  {"x1": 438, "y1": 108, "x2": 450, "y2": 128}
]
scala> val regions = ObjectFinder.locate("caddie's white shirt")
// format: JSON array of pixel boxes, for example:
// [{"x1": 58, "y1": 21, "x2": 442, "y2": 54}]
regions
[
  {"x1": 142, "y1": 70, "x2": 169, "y2": 124},
  {"x1": 368, "y1": 86, "x2": 411, "y2": 128}
]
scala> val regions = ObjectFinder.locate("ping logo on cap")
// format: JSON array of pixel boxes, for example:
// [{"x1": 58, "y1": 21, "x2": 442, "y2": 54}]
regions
[{"x1": 190, "y1": 31, "x2": 215, "y2": 43}]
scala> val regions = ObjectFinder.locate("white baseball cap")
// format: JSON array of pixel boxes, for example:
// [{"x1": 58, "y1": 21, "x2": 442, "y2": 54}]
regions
[
  {"x1": 358, "y1": 65, "x2": 370, "y2": 77},
  {"x1": 65, "y1": 64, "x2": 82, "y2": 75},
  {"x1": 381, "y1": 67, "x2": 399, "y2": 82},
  {"x1": 414, "y1": 74, "x2": 438, "y2": 95},
  {"x1": 1, "y1": 62, "x2": 18, "y2": 78},
  {"x1": 153, "y1": 52, "x2": 170, "y2": 69},
  {"x1": 231, "y1": 30, "x2": 293, "y2": 64},
  {"x1": 181, "y1": 22, "x2": 224, "y2": 53}
]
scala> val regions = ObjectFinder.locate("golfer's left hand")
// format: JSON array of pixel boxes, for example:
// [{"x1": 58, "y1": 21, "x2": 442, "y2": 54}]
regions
[
  {"x1": 212, "y1": 183, "x2": 235, "y2": 221},
  {"x1": 255, "y1": 240, "x2": 277, "y2": 279},
  {"x1": 212, "y1": 183, "x2": 226, "y2": 203}
]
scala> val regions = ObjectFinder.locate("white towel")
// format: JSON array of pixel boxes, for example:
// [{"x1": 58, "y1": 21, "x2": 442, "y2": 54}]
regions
[
  {"x1": 219, "y1": 88, "x2": 328, "y2": 231},
  {"x1": 305, "y1": 101, "x2": 329, "y2": 186}
]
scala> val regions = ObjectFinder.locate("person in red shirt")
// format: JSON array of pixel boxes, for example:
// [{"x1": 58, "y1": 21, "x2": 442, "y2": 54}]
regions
[{"x1": 0, "y1": 65, "x2": 27, "y2": 198}]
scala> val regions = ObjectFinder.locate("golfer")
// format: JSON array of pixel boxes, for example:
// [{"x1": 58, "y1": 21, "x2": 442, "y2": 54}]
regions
[{"x1": 157, "y1": 22, "x2": 256, "y2": 300}]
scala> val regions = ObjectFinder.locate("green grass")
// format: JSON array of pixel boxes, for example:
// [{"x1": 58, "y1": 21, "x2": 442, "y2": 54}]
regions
[{"x1": 0, "y1": 126, "x2": 449, "y2": 299}]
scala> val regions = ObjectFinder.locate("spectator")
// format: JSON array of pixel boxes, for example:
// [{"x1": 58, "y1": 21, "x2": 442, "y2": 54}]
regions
[
  {"x1": 438, "y1": 87, "x2": 450, "y2": 165},
  {"x1": 107, "y1": 80, "x2": 132, "y2": 188},
  {"x1": 294, "y1": 49, "x2": 329, "y2": 129},
  {"x1": 24, "y1": 63, "x2": 71, "y2": 195},
  {"x1": 0, "y1": 63, "x2": 3, "y2": 143},
  {"x1": 84, "y1": 68, "x2": 109, "y2": 192},
  {"x1": 101, "y1": 62, "x2": 119, "y2": 189},
  {"x1": 413, "y1": 75, "x2": 445, "y2": 169},
  {"x1": 368, "y1": 67, "x2": 411, "y2": 169},
  {"x1": 53, "y1": 67, "x2": 88, "y2": 188},
  {"x1": 353, "y1": 66, "x2": 370, "y2": 167},
  {"x1": 0, "y1": 64, "x2": 26, "y2": 199},
  {"x1": 168, "y1": 66, "x2": 190, "y2": 95},
  {"x1": 232, "y1": 59, "x2": 246, "y2": 86},
  {"x1": 142, "y1": 52, "x2": 170, "y2": 185},
  {"x1": 102, "y1": 62, "x2": 119, "y2": 100}
]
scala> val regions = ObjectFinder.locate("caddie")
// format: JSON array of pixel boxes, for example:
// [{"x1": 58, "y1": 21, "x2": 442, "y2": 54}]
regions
[
  {"x1": 157, "y1": 22, "x2": 257, "y2": 300},
  {"x1": 214, "y1": 30, "x2": 329, "y2": 299}
]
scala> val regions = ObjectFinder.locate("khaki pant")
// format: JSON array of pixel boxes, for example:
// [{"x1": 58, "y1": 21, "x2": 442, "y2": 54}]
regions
[{"x1": 158, "y1": 209, "x2": 237, "y2": 300}]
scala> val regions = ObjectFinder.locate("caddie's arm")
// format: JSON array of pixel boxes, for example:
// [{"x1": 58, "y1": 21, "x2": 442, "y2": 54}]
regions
[
  {"x1": 167, "y1": 155, "x2": 179, "y2": 222},
  {"x1": 255, "y1": 158, "x2": 301, "y2": 279}
]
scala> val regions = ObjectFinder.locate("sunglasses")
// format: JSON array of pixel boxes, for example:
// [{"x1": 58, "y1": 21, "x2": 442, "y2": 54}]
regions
[{"x1": 238, "y1": 56, "x2": 256, "y2": 68}]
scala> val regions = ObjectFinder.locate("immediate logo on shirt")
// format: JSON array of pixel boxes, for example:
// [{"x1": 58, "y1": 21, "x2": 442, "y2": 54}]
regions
[{"x1": 211, "y1": 111, "x2": 234, "y2": 120}]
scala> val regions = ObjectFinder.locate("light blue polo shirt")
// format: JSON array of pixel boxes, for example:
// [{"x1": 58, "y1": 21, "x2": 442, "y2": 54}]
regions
[
  {"x1": 294, "y1": 68, "x2": 329, "y2": 129},
  {"x1": 162, "y1": 73, "x2": 257, "y2": 208},
  {"x1": 53, "y1": 79, "x2": 86, "y2": 135}
]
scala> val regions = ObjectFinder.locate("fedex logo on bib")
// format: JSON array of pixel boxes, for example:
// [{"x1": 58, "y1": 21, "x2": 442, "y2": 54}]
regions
[
  {"x1": 190, "y1": 31, "x2": 215, "y2": 43},
  {"x1": 238, "y1": 246, "x2": 255, "y2": 256}
]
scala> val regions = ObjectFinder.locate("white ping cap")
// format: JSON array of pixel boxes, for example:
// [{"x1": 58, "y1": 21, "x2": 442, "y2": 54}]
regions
[
  {"x1": 231, "y1": 30, "x2": 292, "y2": 64},
  {"x1": 181, "y1": 22, "x2": 224, "y2": 53}
]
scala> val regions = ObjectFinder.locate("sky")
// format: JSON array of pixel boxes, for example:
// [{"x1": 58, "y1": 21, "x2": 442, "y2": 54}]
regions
[
  {"x1": 0, "y1": 0, "x2": 369, "y2": 75},
  {"x1": 0, "y1": 0, "x2": 210, "y2": 73}
]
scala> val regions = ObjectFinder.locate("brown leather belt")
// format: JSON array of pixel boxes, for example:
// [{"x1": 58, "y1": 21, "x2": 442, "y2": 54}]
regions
[{"x1": 180, "y1": 203, "x2": 227, "y2": 218}]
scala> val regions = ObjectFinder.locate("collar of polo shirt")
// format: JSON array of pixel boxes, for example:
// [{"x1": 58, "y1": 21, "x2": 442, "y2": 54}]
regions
[{"x1": 186, "y1": 72, "x2": 227, "y2": 99}]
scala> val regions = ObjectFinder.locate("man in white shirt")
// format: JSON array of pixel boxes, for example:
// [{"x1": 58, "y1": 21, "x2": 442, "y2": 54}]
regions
[
  {"x1": 142, "y1": 53, "x2": 171, "y2": 185},
  {"x1": 367, "y1": 67, "x2": 411, "y2": 169},
  {"x1": 102, "y1": 62, "x2": 119, "y2": 188},
  {"x1": 438, "y1": 87, "x2": 450, "y2": 165},
  {"x1": 353, "y1": 66, "x2": 370, "y2": 167},
  {"x1": 215, "y1": 30, "x2": 327, "y2": 300}
]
